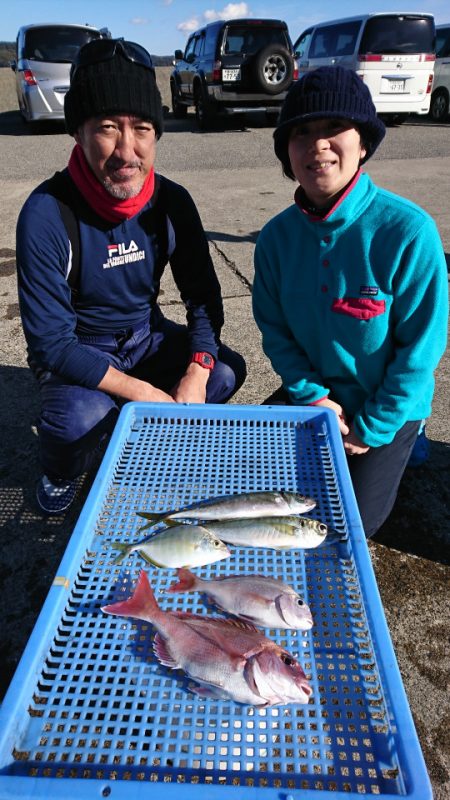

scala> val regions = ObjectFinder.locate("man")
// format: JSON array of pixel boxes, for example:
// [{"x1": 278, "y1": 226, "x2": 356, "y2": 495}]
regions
[{"x1": 16, "y1": 38, "x2": 246, "y2": 515}]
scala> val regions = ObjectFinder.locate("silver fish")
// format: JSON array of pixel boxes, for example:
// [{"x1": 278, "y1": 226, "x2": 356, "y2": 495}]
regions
[
  {"x1": 137, "y1": 490, "x2": 316, "y2": 531},
  {"x1": 204, "y1": 516, "x2": 338, "y2": 550},
  {"x1": 111, "y1": 525, "x2": 230, "y2": 569},
  {"x1": 102, "y1": 571, "x2": 312, "y2": 706},
  {"x1": 167, "y1": 568, "x2": 314, "y2": 630}
]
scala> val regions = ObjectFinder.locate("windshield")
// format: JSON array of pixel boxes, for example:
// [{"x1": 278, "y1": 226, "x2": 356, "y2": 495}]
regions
[
  {"x1": 360, "y1": 16, "x2": 435, "y2": 55},
  {"x1": 23, "y1": 26, "x2": 102, "y2": 63},
  {"x1": 223, "y1": 26, "x2": 288, "y2": 56}
]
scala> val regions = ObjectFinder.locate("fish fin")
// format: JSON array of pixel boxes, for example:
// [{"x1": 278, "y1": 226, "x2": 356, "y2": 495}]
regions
[
  {"x1": 167, "y1": 568, "x2": 197, "y2": 594},
  {"x1": 153, "y1": 633, "x2": 179, "y2": 668},
  {"x1": 189, "y1": 683, "x2": 230, "y2": 700},
  {"x1": 111, "y1": 542, "x2": 131, "y2": 565},
  {"x1": 136, "y1": 511, "x2": 166, "y2": 521},
  {"x1": 102, "y1": 570, "x2": 158, "y2": 620}
]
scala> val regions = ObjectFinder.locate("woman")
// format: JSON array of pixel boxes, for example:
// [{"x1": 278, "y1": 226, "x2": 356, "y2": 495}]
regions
[{"x1": 252, "y1": 66, "x2": 448, "y2": 538}]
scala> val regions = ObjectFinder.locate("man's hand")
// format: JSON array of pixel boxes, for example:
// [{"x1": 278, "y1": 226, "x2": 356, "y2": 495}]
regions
[
  {"x1": 314, "y1": 397, "x2": 350, "y2": 436},
  {"x1": 98, "y1": 366, "x2": 175, "y2": 402},
  {"x1": 170, "y1": 362, "x2": 210, "y2": 403},
  {"x1": 343, "y1": 425, "x2": 370, "y2": 456}
]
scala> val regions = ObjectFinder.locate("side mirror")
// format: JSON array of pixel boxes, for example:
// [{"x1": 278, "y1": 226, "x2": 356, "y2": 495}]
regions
[
  {"x1": 10, "y1": 59, "x2": 17, "y2": 71},
  {"x1": 174, "y1": 49, "x2": 184, "y2": 61}
]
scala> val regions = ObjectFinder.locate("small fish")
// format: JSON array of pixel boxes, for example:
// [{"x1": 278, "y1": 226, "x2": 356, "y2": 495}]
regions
[
  {"x1": 111, "y1": 525, "x2": 230, "y2": 569},
  {"x1": 137, "y1": 490, "x2": 316, "y2": 531},
  {"x1": 102, "y1": 571, "x2": 312, "y2": 706},
  {"x1": 167, "y1": 568, "x2": 314, "y2": 630},
  {"x1": 204, "y1": 516, "x2": 340, "y2": 550}
]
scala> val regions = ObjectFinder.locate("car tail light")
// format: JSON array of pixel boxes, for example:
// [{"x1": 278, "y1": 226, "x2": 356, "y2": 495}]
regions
[
  {"x1": 358, "y1": 54, "x2": 382, "y2": 62},
  {"x1": 422, "y1": 53, "x2": 436, "y2": 61},
  {"x1": 293, "y1": 63, "x2": 299, "y2": 80},
  {"x1": 212, "y1": 60, "x2": 221, "y2": 81},
  {"x1": 22, "y1": 69, "x2": 37, "y2": 86},
  {"x1": 426, "y1": 73, "x2": 433, "y2": 93}
]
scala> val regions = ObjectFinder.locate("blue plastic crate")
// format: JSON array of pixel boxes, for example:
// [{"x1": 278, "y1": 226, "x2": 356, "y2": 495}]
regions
[{"x1": 0, "y1": 403, "x2": 431, "y2": 799}]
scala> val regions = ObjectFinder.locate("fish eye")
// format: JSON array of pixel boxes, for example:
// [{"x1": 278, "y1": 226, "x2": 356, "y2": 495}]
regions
[
  {"x1": 281, "y1": 654, "x2": 296, "y2": 667},
  {"x1": 213, "y1": 539, "x2": 221, "y2": 547},
  {"x1": 319, "y1": 524, "x2": 327, "y2": 533},
  {"x1": 296, "y1": 599, "x2": 304, "y2": 606}
]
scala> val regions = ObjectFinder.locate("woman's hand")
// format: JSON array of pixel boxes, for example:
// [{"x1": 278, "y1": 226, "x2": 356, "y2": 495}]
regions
[
  {"x1": 314, "y1": 397, "x2": 350, "y2": 436},
  {"x1": 343, "y1": 425, "x2": 370, "y2": 456}
]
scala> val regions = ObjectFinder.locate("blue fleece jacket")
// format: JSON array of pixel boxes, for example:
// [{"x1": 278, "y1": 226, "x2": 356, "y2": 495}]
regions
[
  {"x1": 17, "y1": 173, "x2": 224, "y2": 389},
  {"x1": 253, "y1": 172, "x2": 448, "y2": 446}
]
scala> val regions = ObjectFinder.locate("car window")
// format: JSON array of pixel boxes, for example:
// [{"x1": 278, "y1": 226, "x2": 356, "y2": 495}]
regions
[
  {"x1": 223, "y1": 26, "x2": 288, "y2": 55},
  {"x1": 23, "y1": 26, "x2": 101, "y2": 63},
  {"x1": 436, "y1": 27, "x2": 450, "y2": 58},
  {"x1": 309, "y1": 22, "x2": 360, "y2": 59},
  {"x1": 360, "y1": 15, "x2": 435, "y2": 54},
  {"x1": 184, "y1": 35, "x2": 196, "y2": 61},
  {"x1": 193, "y1": 34, "x2": 204, "y2": 58},
  {"x1": 294, "y1": 29, "x2": 313, "y2": 59}
]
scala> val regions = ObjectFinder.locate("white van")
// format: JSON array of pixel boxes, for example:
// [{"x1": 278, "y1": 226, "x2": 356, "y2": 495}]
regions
[
  {"x1": 293, "y1": 13, "x2": 436, "y2": 121},
  {"x1": 429, "y1": 23, "x2": 450, "y2": 121},
  {"x1": 10, "y1": 23, "x2": 110, "y2": 126}
]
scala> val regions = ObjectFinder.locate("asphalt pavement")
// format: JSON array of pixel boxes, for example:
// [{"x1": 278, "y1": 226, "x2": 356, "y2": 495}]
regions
[{"x1": 0, "y1": 108, "x2": 449, "y2": 798}]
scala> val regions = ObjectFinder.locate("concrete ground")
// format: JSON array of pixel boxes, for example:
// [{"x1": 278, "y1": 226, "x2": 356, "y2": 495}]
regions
[{"x1": 0, "y1": 76, "x2": 448, "y2": 796}]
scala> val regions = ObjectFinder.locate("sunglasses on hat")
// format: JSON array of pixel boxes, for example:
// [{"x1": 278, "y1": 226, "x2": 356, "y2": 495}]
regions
[{"x1": 70, "y1": 38, "x2": 154, "y2": 80}]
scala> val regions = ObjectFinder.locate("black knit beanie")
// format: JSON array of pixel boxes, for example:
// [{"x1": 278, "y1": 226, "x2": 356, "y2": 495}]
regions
[
  {"x1": 274, "y1": 66, "x2": 385, "y2": 176},
  {"x1": 64, "y1": 42, "x2": 163, "y2": 138}
]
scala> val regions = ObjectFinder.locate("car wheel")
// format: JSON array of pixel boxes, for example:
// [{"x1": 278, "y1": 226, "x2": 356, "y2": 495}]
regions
[
  {"x1": 194, "y1": 86, "x2": 214, "y2": 130},
  {"x1": 250, "y1": 46, "x2": 293, "y2": 95},
  {"x1": 170, "y1": 82, "x2": 188, "y2": 119},
  {"x1": 429, "y1": 89, "x2": 449, "y2": 122}
]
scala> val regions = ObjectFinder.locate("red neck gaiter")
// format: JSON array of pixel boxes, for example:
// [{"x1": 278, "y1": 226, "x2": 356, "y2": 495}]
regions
[{"x1": 68, "y1": 144, "x2": 155, "y2": 223}]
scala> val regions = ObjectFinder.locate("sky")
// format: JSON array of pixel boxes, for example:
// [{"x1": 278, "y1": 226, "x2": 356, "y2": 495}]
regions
[{"x1": 3, "y1": 0, "x2": 449, "y2": 55}]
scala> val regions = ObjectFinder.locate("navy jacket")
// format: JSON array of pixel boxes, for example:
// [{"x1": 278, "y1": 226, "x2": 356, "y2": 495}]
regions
[{"x1": 16, "y1": 172, "x2": 224, "y2": 389}]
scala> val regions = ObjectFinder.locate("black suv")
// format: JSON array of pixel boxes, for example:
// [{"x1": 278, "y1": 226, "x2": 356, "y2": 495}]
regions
[{"x1": 170, "y1": 18, "x2": 297, "y2": 129}]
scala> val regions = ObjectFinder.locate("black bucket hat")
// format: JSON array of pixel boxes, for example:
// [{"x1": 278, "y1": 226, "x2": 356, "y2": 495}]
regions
[
  {"x1": 64, "y1": 38, "x2": 163, "y2": 138},
  {"x1": 274, "y1": 66, "x2": 385, "y2": 177}
]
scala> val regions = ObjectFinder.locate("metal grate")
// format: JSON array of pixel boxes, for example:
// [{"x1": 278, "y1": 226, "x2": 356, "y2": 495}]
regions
[{"x1": 0, "y1": 403, "x2": 431, "y2": 798}]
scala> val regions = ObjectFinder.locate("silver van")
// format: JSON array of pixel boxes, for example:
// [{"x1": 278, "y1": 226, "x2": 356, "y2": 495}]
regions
[
  {"x1": 293, "y1": 13, "x2": 436, "y2": 121},
  {"x1": 429, "y1": 23, "x2": 450, "y2": 121},
  {"x1": 11, "y1": 23, "x2": 109, "y2": 126}
]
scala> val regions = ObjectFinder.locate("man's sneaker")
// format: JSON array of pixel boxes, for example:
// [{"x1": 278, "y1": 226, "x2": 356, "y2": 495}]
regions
[
  {"x1": 407, "y1": 426, "x2": 430, "y2": 468},
  {"x1": 36, "y1": 474, "x2": 77, "y2": 515}
]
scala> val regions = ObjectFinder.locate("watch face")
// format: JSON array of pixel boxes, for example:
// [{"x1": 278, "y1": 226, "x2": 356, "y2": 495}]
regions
[{"x1": 191, "y1": 352, "x2": 215, "y2": 369}]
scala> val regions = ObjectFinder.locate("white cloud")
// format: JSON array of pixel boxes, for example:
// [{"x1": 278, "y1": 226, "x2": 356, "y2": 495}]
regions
[
  {"x1": 130, "y1": 18, "x2": 149, "y2": 26},
  {"x1": 204, "y1": 3, "x2": 250, "y2": 22},
  {"x1": 177, "y1": 17, "x2": 200, "y2": 33}
]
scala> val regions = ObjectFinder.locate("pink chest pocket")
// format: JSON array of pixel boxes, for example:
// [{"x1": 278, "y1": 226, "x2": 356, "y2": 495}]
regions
[{"x1": 331, "y1": 297, "x2": 386, "y2": 320}]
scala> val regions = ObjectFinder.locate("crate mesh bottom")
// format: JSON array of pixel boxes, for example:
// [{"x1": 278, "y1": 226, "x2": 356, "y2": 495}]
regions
[{"x1": 5, "y1": 411, "x2": 405, "y2": 795}]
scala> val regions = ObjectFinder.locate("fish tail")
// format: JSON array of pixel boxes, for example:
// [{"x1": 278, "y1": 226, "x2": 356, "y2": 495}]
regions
[
  {"x1": 167, "y1": 567, "x2": 197, "y2": 594},
  {"x1": 102, "y1": 570, "x2": 159, "y2": 620},
  {"x1": 111, "y1": 543, "x2": 131, "y2": 565}
]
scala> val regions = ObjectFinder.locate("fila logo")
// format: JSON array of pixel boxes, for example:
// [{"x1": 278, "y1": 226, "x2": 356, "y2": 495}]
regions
[
  {"x1": 103, "y1": 239, "x2": 145, "y2": 269},
  {"x1": 107, "y1": 240, "x2": 139, "y2": 257}
]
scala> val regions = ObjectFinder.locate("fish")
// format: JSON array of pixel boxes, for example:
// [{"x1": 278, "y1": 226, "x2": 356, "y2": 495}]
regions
[
  {"x1": 167, "y1": 568, "x2": 314, "y2": 630},
  {"x1": 102, "y1": 570, "x2": 312, "y2": 706},
  {"x1": 203, "y1": 516, "x2": 341, "y2": 550},
  {"x1": 111, "y1": 525, "x2": 230, "y2": 569},
  {"x1": 137, "y1": 490, "x2": 316, "y2": 530}
]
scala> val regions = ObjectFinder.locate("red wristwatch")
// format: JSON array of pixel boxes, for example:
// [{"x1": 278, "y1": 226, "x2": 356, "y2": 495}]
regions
[{"x1": 190, "y1": 352, "x2": 215, "y2": 370}]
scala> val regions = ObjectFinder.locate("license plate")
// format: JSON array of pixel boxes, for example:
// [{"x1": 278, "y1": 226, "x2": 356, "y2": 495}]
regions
[
  {"x1": 222, "y1": 68, "x2": 241, "y2": 81},
  {"x1": 387, "y1": 79, "x2": 406, "y2": 92}
]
